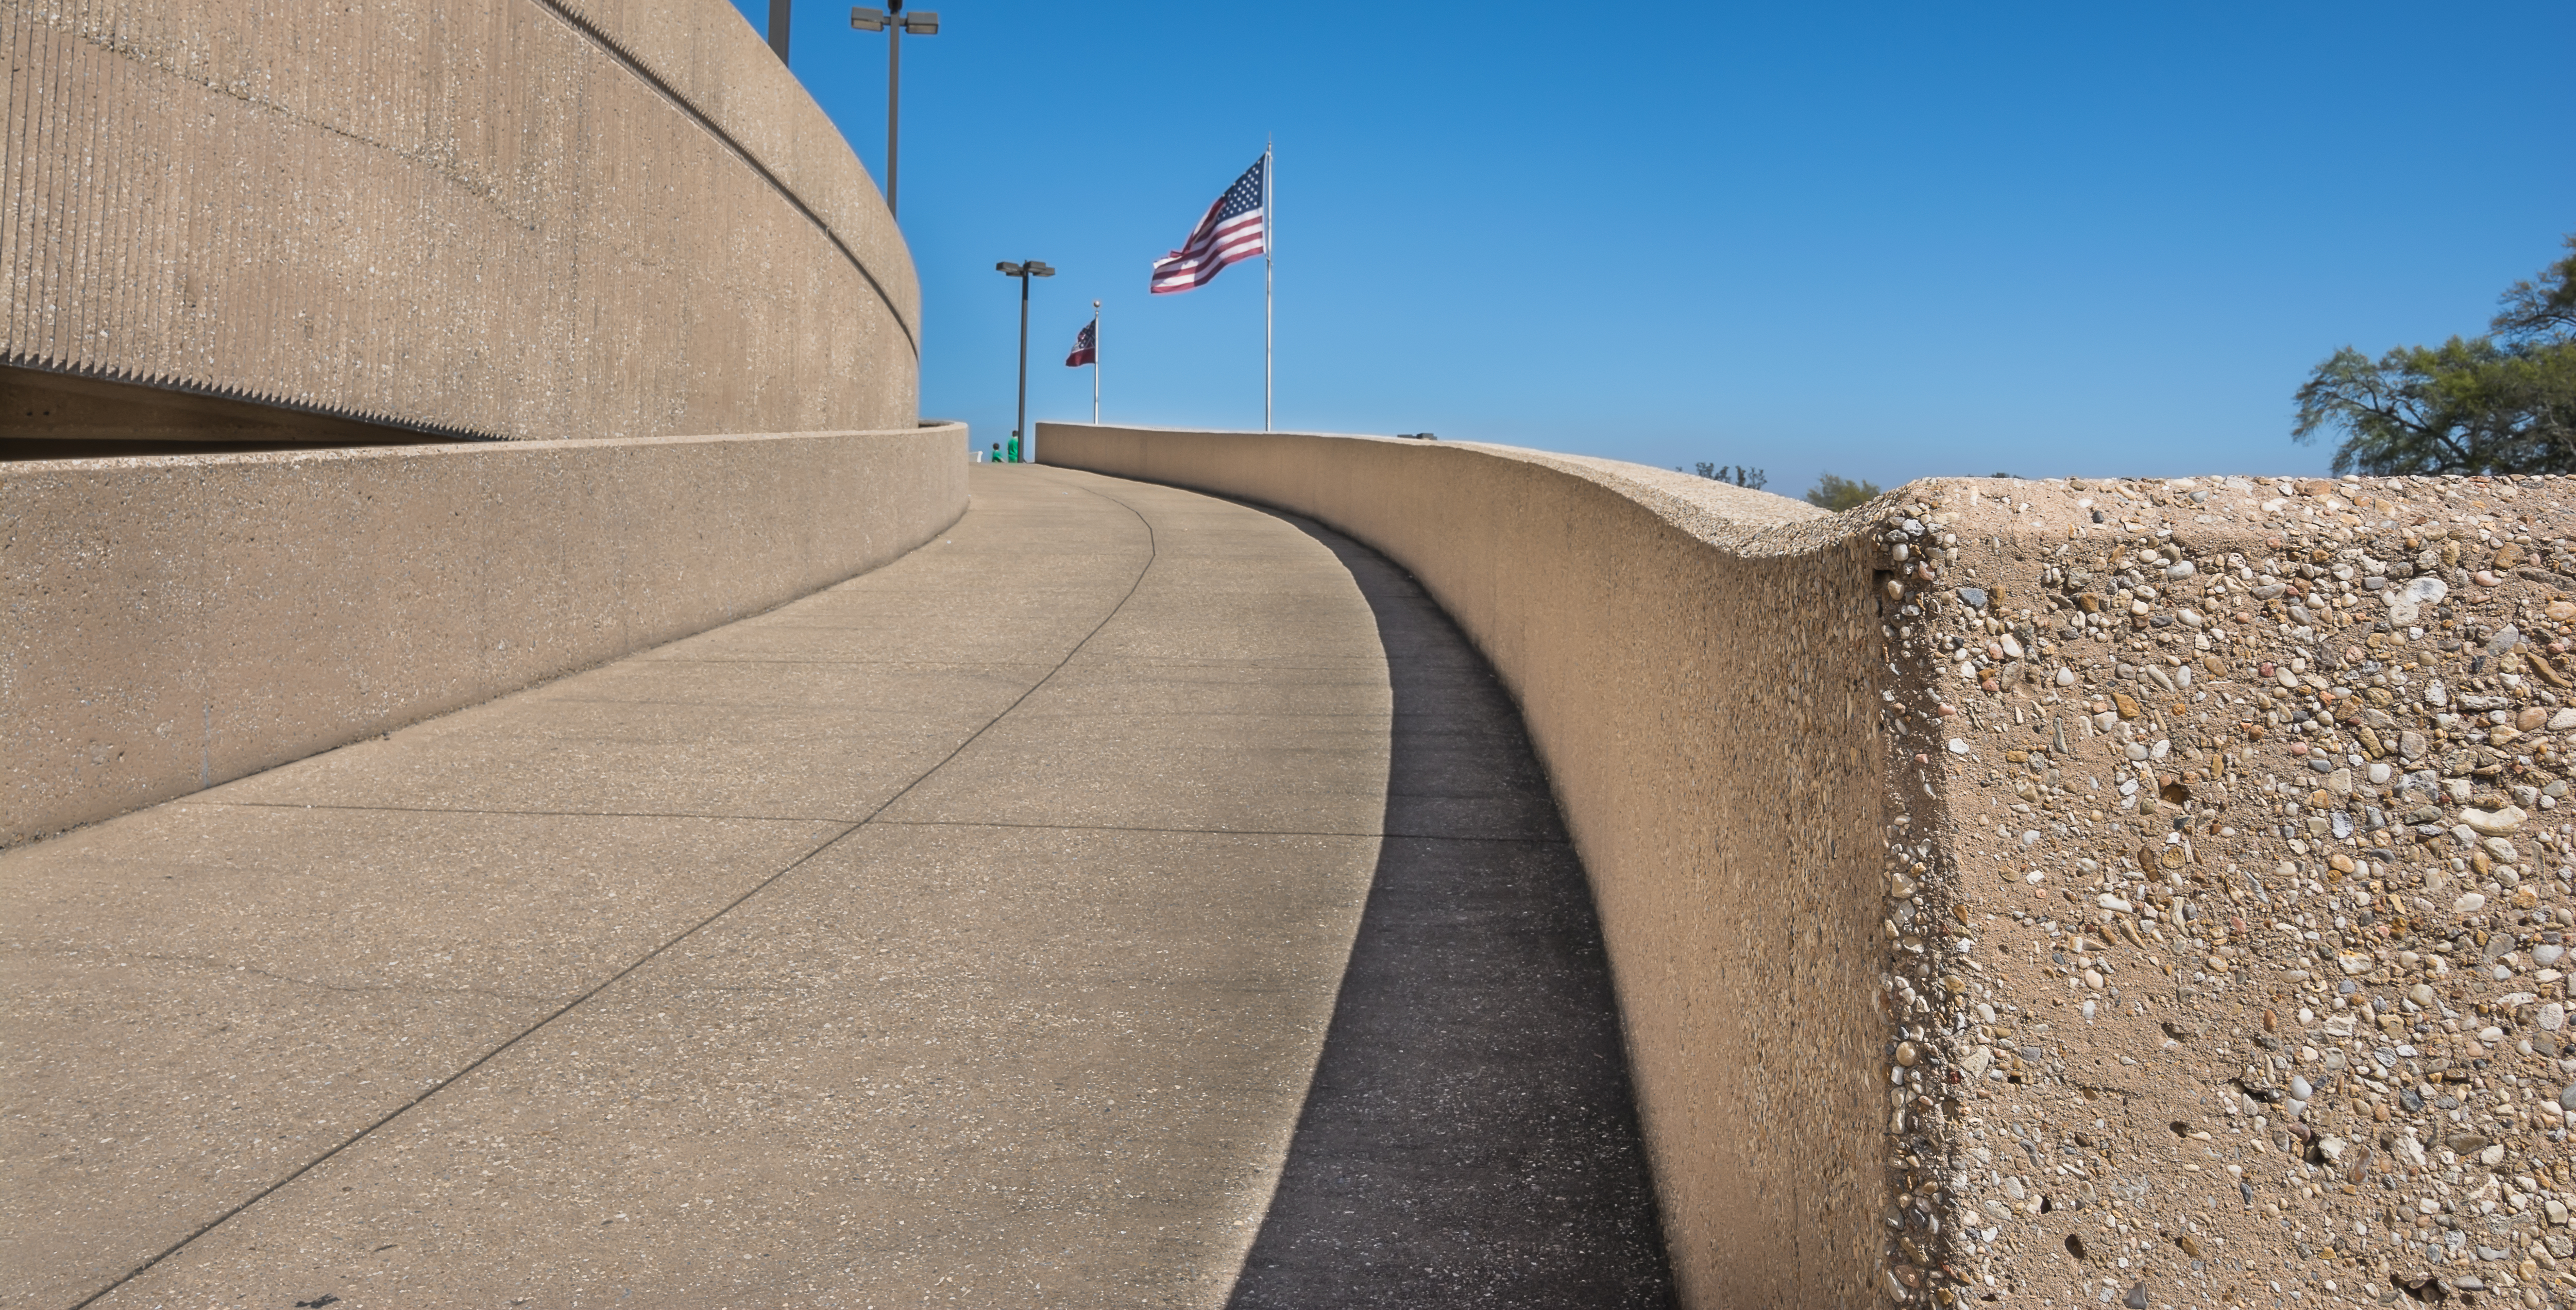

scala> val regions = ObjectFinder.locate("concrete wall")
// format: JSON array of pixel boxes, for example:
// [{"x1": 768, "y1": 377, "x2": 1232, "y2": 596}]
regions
[
  {"x1": 1037, "y1": 423, "x2": 1897, "y2": 1307},
  {"x1": 1875, "y1": 477, "x2": 2576, "y2": 1309},
  {"x1": 1041, "y1": 430, "x2": 2576, "y2": 1306},
  {"x1": 2, "y1": 0, "x2": 917, "y2": 440},
  {"x1": 2, "y1": 426, "x2": 968, "y2": 844},
  {"x1": 3, "y1": 0, "x2": 959, "y2": 840}
]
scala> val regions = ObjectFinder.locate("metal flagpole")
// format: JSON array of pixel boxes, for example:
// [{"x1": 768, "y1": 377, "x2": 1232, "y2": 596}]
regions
[
  {"x1": 1091, "y1": 300, "x2": 1101, "y2": 424},
  {"x1": 1263, "y1": 138, "x2": 1273, "y2": 432}
]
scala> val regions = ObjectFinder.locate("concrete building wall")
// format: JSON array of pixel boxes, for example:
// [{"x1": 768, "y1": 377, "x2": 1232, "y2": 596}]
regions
[
  {"x1": 1036, "y1": 422, "x2": 1896, "y2": 1308},
  {"x1": 2, "y1": 426, "x2": 968, "y2": 845},
  {"x1": 2, "y1": 0, "x2": 918, "y2": 440},
  {"x1": 3, "y1": 0, "x2": 961, "y2": 842}
]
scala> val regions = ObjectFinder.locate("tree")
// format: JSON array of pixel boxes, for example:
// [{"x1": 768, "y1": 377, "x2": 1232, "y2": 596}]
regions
[
  {"x1": 2496, "y1": 234, "x2": 2576, "y2": 343},
  {"x1": 1682, "y1": 462, "x2": 1768, "y2": 489},
  {"x1": 1805, "y1": 472, "x2": 1880, "y2": 511},
  {"x1": 2293, "y1": 234, "x2": 2576, "y2": 474}
]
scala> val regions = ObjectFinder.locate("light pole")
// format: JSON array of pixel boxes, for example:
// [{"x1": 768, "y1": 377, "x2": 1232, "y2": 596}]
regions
[
  {"x1": 850, "y1": 1, "x2": 939, "y2": 218},
  {"x1": 996, "y1": 261, "x2": 1054, "y2": 462}
]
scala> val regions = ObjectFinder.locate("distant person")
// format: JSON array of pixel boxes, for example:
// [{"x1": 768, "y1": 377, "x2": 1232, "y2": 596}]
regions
[
  {"x1": 1007, "y1": 435, "x2": 1021, "y2": 464},
  {"x1": 990, "y1": 442, "x2": 1003, "y2": 465}
]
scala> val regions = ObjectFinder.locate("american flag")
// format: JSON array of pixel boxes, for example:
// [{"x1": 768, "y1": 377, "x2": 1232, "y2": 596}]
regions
[
  {"x1": 1064, "y1": 317, "x2": 1097, "y2": 367},
  {"x1": 1149, "y1": 157, "x2": 1266, "y2": 294}
]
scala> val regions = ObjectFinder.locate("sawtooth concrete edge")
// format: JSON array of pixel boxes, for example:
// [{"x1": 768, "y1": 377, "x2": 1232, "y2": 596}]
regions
[
  {"x1": 1, "y1": 0, "x2": 918, "y2": 442},
  {"x1": 1038, "y1": 422, "x2": 1896, "y2": 1308},
  {"x1": 1039, "y1": 427, "x2": 2576, "y2": 1309},
  {"x1": 1, "y1": 424, "x2": 969, "y2": 846}
]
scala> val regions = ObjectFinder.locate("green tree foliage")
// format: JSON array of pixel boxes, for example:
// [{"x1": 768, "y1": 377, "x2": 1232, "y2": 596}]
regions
[
  {"x1": 1688, "y1": 462, "x2": 1768, "y2": 489},
  {"x1": 2496, "y1": 236, "x2": 2576, "y2": 342},
  {"x1": 2293, "y1": 234, "x2": 2576, "y2": 474},
  {"x1": 1805, "y1": 472, "x2": 1880, "y2": 511}
]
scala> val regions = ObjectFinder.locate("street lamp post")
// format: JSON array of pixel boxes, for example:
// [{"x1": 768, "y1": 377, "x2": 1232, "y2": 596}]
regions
[
  {"x1": 995, "y1": 261, "x2": 1054, "y2": 462},
  {"x1": 850, "y1": 1, "x2": 939, "y2": 218}
]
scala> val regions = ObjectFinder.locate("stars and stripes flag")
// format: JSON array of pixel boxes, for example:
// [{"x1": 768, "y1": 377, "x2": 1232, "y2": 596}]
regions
[
  {"x1": 1148, "y1": 157, "x2": 1266, "y2": 294},
  {"x1": 1064, "y1": 317, "x2": 1097, "y2": 367}
]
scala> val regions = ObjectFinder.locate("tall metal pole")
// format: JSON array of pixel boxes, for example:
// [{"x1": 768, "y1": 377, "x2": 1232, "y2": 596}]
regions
[
  {"x1": 885, "y1": 10, "x2": 903, "y2": 217},
  {"x1": 769, "y1": 0, "x2": 790, "y2": 61},
  {"x1": 1263, "y1": 139, "x2": 1273, "y2": 432},
  {"x1": 856, "y1": 3, "x2": 934, "y2": 216},
  {"x1": 1092, "y1": 300, "x2": 1101, "y2": 424},
  {"x1": 995, "y1": 259, "x2": 1049, "y2": 458},
  {"x1": 1015, "y1": 269, "x2": 1030, "y2": 461}
]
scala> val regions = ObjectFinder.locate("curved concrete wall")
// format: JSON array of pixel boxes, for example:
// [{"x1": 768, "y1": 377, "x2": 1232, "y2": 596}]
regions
[
  {"x1": 1037, "y1": 422, "x2": 1894, "y2": 1307},
  {"x1": 2, "y1": 426, "x2": 968, "y2": 845},
  {"x1": 2, "y1": 0, "x2": 917, "y2": 439},
  {"x1": 1044, "y1": 429, "x2": 2576, "y2": 1308}
]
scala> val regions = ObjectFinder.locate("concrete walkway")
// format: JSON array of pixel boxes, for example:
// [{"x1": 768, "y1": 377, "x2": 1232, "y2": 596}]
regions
[{"x1": 3, "y1": 466, "x2": 1666, "y2": 1308}]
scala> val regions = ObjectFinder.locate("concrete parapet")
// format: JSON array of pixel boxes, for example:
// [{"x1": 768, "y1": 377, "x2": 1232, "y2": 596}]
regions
[
  {"x1": 1041, "y1": 426, "x2": 2576, "y2": 1308},
  {"x1": 2, "y1": 424, "x2": 967, "y2": 844},
  {"x1": 1038, "y1": 422, "x2": 1892, "y2": 1307},
  {"x1": 2, "y1": 0, "x2": 916, "y2": 440}
]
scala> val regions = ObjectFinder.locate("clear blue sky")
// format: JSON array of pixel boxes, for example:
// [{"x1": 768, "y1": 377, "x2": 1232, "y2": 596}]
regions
[{"x1": 740, "y1": 0, "x2": 2573, "y2": 495}]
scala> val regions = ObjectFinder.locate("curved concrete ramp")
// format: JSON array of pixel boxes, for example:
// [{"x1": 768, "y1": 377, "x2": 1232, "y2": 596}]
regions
[{"x1": 1, "y1": 466, "x2": 1666, "y2": 1307}]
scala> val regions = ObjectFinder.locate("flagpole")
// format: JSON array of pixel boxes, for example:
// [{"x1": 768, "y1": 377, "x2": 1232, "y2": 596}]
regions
[
  {"x1": 1091, "y1": 300, "x2": 1101, "y2": 424},
  {"x1": 1263, "y1": 137, "x2": 1273, "y2": 432}
]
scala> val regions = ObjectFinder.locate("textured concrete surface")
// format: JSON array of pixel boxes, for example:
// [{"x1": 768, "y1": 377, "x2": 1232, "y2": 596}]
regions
[
  {"x1": 1868, "y1": 478, "x2": 2576, "y2": 1310},
  {"x1": 2, "y1": 464, "x2": 1669, "y2": 1307},
  {"x1": 2, "y1": 0, "x2": 918, "y2": 441},
  {"x1": 1037, "y1": 430, "x2": 2576, "y2": 1309},
  {"x1": 1040, "y1": 423, "x2": 1888, "y2": 1309},
  {"x1": 1226, "y1": 518, "x2": 1671, "y2": 1308},
  {"x1": 1, "y1": 427, "x2": 968, "y2": 845}
]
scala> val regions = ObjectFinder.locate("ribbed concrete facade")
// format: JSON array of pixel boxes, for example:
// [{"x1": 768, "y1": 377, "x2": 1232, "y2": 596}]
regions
[{"x1": 2, "y1": 0, "x2": 919, "y2": 439}]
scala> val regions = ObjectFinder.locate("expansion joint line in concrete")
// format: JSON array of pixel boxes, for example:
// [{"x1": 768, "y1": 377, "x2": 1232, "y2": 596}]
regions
[
  {"x1": 195, "y1": 799, "x2": 866, "y2": 825},
  {"x1": 65, "y1": 484, "x2": 1158, "y2": 1308}
]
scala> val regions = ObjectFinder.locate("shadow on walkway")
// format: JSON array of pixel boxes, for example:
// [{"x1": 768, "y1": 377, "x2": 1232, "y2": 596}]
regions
[{"x1": 1226, "y1": 513, "x2": 1675, "y2": 1308}]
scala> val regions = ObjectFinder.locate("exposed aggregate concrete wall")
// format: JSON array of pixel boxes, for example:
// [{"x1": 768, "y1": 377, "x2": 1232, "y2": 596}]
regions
[
  {"x1": 1877, "y1": 476, "x2": 2574, "y2": 1310},
  {"x1": 1040, "y1": 426, "x2": 2576, "y2": 1310},
  {"x1": 2, "y1": 425, "x2": 968, "y2": 845},
  {"x1": 2, "y1": 0, "x2": 918, "y2": 439}
]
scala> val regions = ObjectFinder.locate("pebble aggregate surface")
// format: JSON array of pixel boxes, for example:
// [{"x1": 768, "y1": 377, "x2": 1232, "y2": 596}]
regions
[{"x1": 1873, "y1": 474, "x2": 2576, "y2": 1310}]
